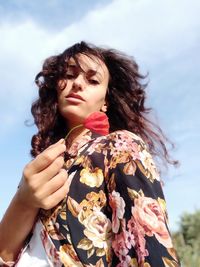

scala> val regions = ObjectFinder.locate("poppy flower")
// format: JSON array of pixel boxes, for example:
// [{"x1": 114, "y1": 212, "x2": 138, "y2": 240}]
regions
[
  {"x1": 64, "y1": 112, "x2": 109, "y2": 141},
  {"x1": 83, "y1": 112, "x2": 109, "y2": 135}
]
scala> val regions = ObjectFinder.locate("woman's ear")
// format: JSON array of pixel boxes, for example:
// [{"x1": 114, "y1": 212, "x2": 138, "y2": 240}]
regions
[
  {"x1": 100, "y1": 102, "x2": 107, "y2": 113},
  {"x1": 101, "y1": 90, "x2": 109, "y2": 112}
]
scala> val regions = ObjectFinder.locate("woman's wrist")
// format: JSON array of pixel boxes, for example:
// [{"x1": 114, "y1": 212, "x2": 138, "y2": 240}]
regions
[
  {"x1": 14, "y1": 189, "x2": 39, "y2": 213},
  {"x1": 0, "y1": 192, "x2": 39, "y2": 262}
]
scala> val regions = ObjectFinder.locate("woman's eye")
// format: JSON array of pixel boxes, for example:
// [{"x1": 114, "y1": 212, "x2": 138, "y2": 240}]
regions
[
  {"x1": 89, "y1": 79, "x2": 99, "y2": 85},
  {"x1": 66, "y1": 74, "x2": 75, "y2": 79}
]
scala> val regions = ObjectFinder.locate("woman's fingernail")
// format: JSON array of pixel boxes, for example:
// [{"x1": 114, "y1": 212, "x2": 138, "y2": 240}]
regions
[{"x1": 58, "y1": 138, "x2": 65, "y2": 144}]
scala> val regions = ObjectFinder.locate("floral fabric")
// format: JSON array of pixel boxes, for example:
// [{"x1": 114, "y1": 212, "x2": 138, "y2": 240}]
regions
[{"x1": 34, "y1": 130, "x2": 179, "y2": 266}]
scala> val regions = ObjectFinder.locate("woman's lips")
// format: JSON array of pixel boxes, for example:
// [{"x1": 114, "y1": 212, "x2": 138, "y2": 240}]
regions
[{"x1": 65, "y1": 93, "x2": 85, "y2": 103}]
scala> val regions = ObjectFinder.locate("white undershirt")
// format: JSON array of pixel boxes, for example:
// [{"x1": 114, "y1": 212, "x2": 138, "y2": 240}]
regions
[{"x1": 16, "y1": 220, "x2": 53, "y2": 267}]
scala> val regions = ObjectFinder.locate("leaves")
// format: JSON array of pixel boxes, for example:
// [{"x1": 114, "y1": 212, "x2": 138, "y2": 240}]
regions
[
  {"x1": 127, "y1": 187, "x2": 139, "y2": 200},
  {"x1": 67, "y1": 233, "x2": 72, "y2": 244},
  {"x1": 107, "y1": 173, "x2": 116, "y2": 192},
  {"x1": 123, "y1": 161, "x2": 136, "y2": 175},
  {"x1": 127, "y1": 187, "x2": 144, "y2": 201},
  {"x1": 162, "y1": 257, "x2": 180, "y2": 267},
  {"x1": 172, "y1": 210, "x2": 200, "y2": 267},
  {"x1": 135, "y1": 159, "x2": 155, "y2": 183},
  {"x1": 96, "y1": 248, "x2": 105, "y2": 257},
  {"x1": 95, "y1": 258, "x2": 105, "y2": 267},
  {"x1": 80, "y1": 167, "x2": 104, "y2": 188},
  {"x1": 129, "y1": 258, "x2": 139, "y2": 267},
  {"x1": 67, "y1": 196, "x2": 81, "y2": 217},
  {"x1": 59, "y1": 210, "x2": 67, "y2": 221},
  {"x1": 87, "y1": 247, "x2": 95, "y2": 258},
  {"x1": 158, "y1": 197, "x2": 167, "y2": 214},
  {"x1": 167, "y1": 248, "x2": 178, "y2": 261},
  {"x1": 77, "y1": 238, "x2": 93, "y2": 250}
]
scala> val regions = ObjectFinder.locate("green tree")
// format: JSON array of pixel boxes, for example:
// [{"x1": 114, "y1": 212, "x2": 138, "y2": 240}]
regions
[{"x1": 172, "y1": 210, "x2": 200, "y2": 267}]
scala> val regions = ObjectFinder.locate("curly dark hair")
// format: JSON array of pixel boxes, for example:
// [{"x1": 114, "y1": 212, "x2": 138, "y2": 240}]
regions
[{"x1": 31, "y1": 41, "x2": 178, "y2": 168}]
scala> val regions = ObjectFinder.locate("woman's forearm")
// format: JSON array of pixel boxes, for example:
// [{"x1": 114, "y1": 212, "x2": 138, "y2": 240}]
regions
[
  {"x1": 0, "y1": 140, "x2": 67, "y2": 263},
  {"x1": 0, "y1": 192, "x2": 39, "y2": 262}
]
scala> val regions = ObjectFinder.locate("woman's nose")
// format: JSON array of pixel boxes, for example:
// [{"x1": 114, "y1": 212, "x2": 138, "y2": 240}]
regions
[{"x1": 72, "y1": 74, "x2": 85, "y2": 91}]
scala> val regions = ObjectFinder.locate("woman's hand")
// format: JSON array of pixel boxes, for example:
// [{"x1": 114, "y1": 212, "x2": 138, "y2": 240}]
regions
[
  {"x1": 17, "y1": 138, "x2": 68, "y2": 210},
  {"x1": 0, "y1": 138, "x2": 68, "y2": 262}
]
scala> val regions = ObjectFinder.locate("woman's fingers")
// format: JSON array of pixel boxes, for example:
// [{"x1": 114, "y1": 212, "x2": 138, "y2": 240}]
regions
[
  {"x1": 35, "y1": 169, "x2": 68, "y2": 201},
  {"x1": 45, "y1": 138, "x2": 65, "y2": 152},
  {"x1": 40, "y1": 178, "x2": 70, "y2": 210},
  {"x1": 36, "y1": 156, "x2": 65, "y2": 184},
  {"x1": 46, "y1": 169, "x2": 68, "y2": 195},
  {"x1": 24, "y1": 139, "x2": 66, "y2": 177},
  {"x1": 19, "y1": 139, "x2": 69, "y2": 210}
]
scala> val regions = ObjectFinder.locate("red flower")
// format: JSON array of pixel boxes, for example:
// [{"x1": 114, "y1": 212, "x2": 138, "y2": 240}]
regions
[{"x1": 84, "y1": 112, "x2": 109, "y2": 135}]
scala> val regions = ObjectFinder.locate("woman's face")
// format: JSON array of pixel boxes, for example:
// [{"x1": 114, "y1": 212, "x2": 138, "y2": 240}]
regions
[{"x1": 57, "y1": 53, "x2": 109, "y2": 128}]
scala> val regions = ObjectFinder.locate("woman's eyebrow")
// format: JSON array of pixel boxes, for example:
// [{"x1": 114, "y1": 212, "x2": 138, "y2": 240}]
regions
[
  {"x1": 67, "y1": 65, "x2": 103, "y2": 80},
  {"x1": 87, "y1": 69, "x2": 103, "y2": 79},
  {"x1": 68, "y1": 64, "x2": 77, "y2": 69},
  {"x1": 67, "y1": 64, "x2": 80, "y2": 73}
]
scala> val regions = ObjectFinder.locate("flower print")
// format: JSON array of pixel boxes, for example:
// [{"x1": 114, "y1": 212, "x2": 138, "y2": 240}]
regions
[
  {"x1": 40, "y1": 226, "x2": 62, "y2": 267},
  {"x1": 109, "y1": 138, "x2": 127, "y2": 159},
  {"x1": 132, "y1": 196, "x2": 173, "y2": 248},
  {"x1": 66, "y1": 131, "x2": 92, "y2": 158},
  {"x1": 107, "y1": 130, "x2": 159, "y2": 182},
  {"x1": 80, "y1": 167, "x2": 104, "y2": 187},
  {"x1": 119, "y1": 130, "x2": 144, "y2": 144},
  {"x1": 108, "y1": 132, "x2": 142, "y2": 170},
  {"x1": 112, "y1": 219, "x2": 136, "y2": 265},
  {"x1": 127, "y1": 216, "x2": 148, "y2": 264},
  {"x1": 78, "y1": 199, "x2": 95, "y2": 224},
  {"x1": 40, "y1": 199, "x2": 67, "y2": 240},
  {"x1": 167, "y1": 248, "x2": 180, "y2": 262},
  {"x1": 138, "y1": 149, "x2": 160, "y2": 182},
  {"x1": 109, "y1": 191, "x2": 125, "y2": 233},
  {"x1": 158, "y1": 197, "x2": 169, "y2": 222},
  {"x1": 86, "y1": 190, "x2": 107, "y2": 209},
  {"x1": 123, "y1": 160, "x2": 137, "y2": 176},
  {"x1": 116, "y1": 255, "x2": 133, "y2": 267},
  {"x1": 113, "y1": 138, "x2": 129, "y2": 153},
  {"x1": 85, "y1": 258, "x2": 105, "y2": 267},
  {"x1": 36, "y1": 128, "x2": 180, "y2": 266},
  {"x1": 162, "y1": 257, "x2": 180, "y2": 267},
  {"x1": 74, "y1": 154, "x2": 92, "y2": 169},
  {"x1": 67, "y1": 196, "x2": 81, "y2": 218},
  {"x1": 78, "y1": 191, "x2": 107, "y2": 224},
  {"x1": 82, "y1": 210, "x2": 112, "y2": 250},
  {"x1": 112, "y1": 232, "x2": 129, "y2": 262},
  {"x1": 110, "y1": 131, "x2": 140, "y2": 157},
  {"x1": 86, "y1": 138, "x2": 108, "y2": 155},
  {"x1": 59, "y1": 244, "x2": 83, "y2": 267},
  {"x1": 109, "y1": 154, "x2": 124, "y2": 169}
]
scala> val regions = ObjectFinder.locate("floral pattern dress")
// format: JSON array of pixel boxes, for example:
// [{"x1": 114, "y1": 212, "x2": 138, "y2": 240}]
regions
[{"x1": 19, "y1": 130, "x2": 180, "y2": 267}]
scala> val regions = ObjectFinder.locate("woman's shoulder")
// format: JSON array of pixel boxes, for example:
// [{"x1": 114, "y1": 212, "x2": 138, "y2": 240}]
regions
[
  {"x1": 105, "y1": 129, "x2": 146, "y2": 146},
  {"x1": 89, "y1": 129, "x2": 149, "y2": 160},
  {"x1": 85, "y1": 129, "x2": 160, "y2": 182},
  {"x1": 106, "y1": 130, "x2": 160, "y2": 182},
  {"x1": 89, "y1": 129, "x2": 147, "y2": 152}
]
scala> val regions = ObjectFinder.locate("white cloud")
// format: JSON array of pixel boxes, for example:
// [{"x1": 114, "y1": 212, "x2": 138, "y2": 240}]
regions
[
  {"x1": 0, "y1": 0, "x2": 199, "y2": 135},
  {"x1": 0, "y1": 0, "x2": 199, "y2": 136},
  {"x1": 55, "y1": 0, "x2": 200, "y2": 62},
  {"x1": 0, "y1": 21, "x2": 51, "y2": 133},
  {"x1": 0, "y1": 0, "x2": 200, "y2": 227}
]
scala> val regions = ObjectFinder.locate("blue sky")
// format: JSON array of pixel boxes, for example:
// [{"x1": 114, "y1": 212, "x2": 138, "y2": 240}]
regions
[{"x1": 0, "y1": 0, "x2": 199, "y2": 231}]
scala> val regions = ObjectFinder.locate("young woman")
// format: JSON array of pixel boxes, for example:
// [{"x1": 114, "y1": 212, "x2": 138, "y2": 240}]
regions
[{"x1": 0, "y1": 41, "x2": 180, "y2": 266}]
